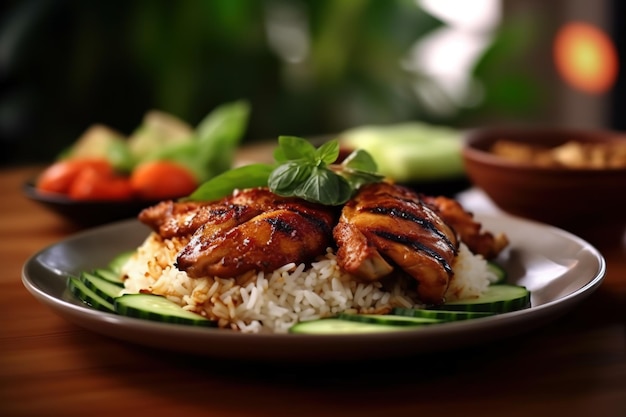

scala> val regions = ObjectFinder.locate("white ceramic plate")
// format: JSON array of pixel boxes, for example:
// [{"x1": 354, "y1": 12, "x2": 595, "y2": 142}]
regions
[{"x1": 22, "y1": 214, "x2": 605, "y2": 362}]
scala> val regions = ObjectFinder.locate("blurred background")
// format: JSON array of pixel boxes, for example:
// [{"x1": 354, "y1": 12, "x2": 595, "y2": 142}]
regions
[{"x1": 0, "y1": 0, "x2": 621, "y2": 166}]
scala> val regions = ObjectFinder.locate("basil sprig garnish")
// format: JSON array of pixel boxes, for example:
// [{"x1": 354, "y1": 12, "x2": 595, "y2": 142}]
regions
[{"x1": 186, "y1": 136, "x2": 383, "y2": 205}]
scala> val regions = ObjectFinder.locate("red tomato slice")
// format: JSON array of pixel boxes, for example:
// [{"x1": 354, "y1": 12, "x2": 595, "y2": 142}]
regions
[
  {"x1": 130, "y1": 161, "x2": 198, "y2": 200},
  {"x1": 36, "y1": 159, "x2": 113, "y2": 194},
  {"x1": 69, "y1": 167, "x2": 135, "y2": 201}
]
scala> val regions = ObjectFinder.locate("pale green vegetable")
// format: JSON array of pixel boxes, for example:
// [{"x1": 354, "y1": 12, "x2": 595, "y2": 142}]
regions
[
  {"x1": 62, "y1": 124, "x2": 135, "y2": 172},
  {"x1": 127, "y1": 110, "x2": 194, "y2": 163},
  {"x1": 338, "y1": 122, "x2": 464, "y2": 182}
]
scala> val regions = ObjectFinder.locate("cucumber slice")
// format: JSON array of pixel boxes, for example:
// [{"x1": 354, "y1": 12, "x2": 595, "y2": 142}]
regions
[
  {"x1": 289, "y1": 318, "x2": 413, "y2": 334},
  {"x1": 339, "y1": 122, "x2": 463, "y2": 182},
  {"x1": 108, "y1": 251, "x2": 134, "y2": 274},
  {"x1": 487, "y1": 261, "x2": 507, "y2": 285},
  {"x1": 67, "y1": 276, "x2": 115, "y2": 313},
  {"x1": 392, "y1": 307, "x2": 494, "y2": 321},
  {"x1": 338, "y1": 313, "x2": 442, "y2": 326},
  {"x1": 114, "y1": 294, "x2": 216, "y2": 327},
  {"x1": 92, "y1": 268, "x2": 124, "y2": 287},
  {"x1": 80, "y1": 271, "x2": 124, "y2": 303},
  {"x1": 435, "y1": 284, "x2": 530, "y2": 313}
]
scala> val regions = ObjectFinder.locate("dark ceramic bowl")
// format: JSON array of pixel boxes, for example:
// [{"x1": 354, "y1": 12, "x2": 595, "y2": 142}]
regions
[
  {"x1": 23, "y1": 181, "x2": 161, "y2": 227},
  {"x1": 462, "y1": 127, "x2": 626, "y2": 245},
  {"x1": 401, "y1": 177, "x2": 471, "y2": 198}
]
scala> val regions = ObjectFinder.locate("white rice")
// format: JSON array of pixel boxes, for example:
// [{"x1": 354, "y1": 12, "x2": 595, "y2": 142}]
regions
[{"x1": 120, "y1": 232, "x2": 495, "y2": 334}]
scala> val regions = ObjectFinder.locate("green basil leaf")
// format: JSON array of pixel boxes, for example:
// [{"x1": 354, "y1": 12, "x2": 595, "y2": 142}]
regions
[
  {"x1": 341, "y1": 149, "x2": 378, "y2": 172},
  {"x1": 273, "y1": 147, "x2": 287, "y2": 163},
  {"x1": 275, "y1": 136, "x2": 317, "y2": 162},
  {"x1": 294, "y1": 167, "x2": 352, "y2": 205},
  {"x1": 185, "y1": 164, "x2": 273, "y2": 202},
  {"x1": 186, "y1": 135, "x2": 383, "y2": 206},
  {"x1": 341, "y1": 170, "x2": 385, "y2": 190},
  {"x1": 268, "y1": 161, "x2": 313, "y2": 194},
  {"x1": 315, "y1": 139, "x2": 340, "y2": 166}
]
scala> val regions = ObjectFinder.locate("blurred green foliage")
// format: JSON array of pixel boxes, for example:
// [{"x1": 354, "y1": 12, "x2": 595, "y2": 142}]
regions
[{"x1": 0, "y1": 0, "x2": 541, "y2": 165}]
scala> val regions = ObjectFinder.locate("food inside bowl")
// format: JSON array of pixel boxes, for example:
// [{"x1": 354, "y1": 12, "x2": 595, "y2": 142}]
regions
[
  {"x1": 33, "y1": 100, "x2": 250, "y2": 201},
  {"x1": 67, "y1": 137, "x2": 529, "y2": 334},
  {"x1": 490, "y1": 139, "x2": 626, "y2": 169}
]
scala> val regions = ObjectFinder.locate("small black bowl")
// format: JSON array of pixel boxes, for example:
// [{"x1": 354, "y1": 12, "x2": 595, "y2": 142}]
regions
[
  {"x1": 23, "y1": 181, "x2": 161, "y2": 227},
  {"x1": 400, "y1": 176, "x2": 471, "y2": 198}
]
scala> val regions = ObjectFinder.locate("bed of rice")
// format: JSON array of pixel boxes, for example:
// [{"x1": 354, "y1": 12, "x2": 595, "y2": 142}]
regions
[{"x1": 120, "y1": 232, "x2": 495, "y2": 334}]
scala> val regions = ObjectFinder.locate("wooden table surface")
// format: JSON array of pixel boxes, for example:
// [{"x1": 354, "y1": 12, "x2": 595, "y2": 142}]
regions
[{"x1": 2, "y1": 164, "x2": 625, "y2": 417}]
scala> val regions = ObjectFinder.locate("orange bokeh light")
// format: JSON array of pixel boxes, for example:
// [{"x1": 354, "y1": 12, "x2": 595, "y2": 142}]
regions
[{"x1": 553, "y1": 21, "x2": 618, "y2": 94}]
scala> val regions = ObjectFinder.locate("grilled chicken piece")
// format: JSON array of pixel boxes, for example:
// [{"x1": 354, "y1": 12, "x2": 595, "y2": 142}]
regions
[
  {"x1": 138, "y1": 187, "x2": 311, "y2": 240},
  {"x1": 138, "y1": 199, "x2": 263, "y2": 239},
  {"x1": 173, "y1": 188, "x2": 337, "y2": 278},
  {"x1": 177, "y1": 207, "x2": 335, "y2": 277},
  {"x1": 333, "y1": 222, "x2": 393, "y2": 281},
  {"x1": 423, "y1": 196, "x2": 509, "y2": 260},
  {"x1": 334, "y1": 182, "x2": 459, "y2": 304}
]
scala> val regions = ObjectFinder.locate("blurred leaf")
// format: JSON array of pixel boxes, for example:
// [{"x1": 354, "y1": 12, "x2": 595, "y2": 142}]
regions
[
  {"x1": 138, "y1": 100, "x2": 250, "y2": 182},
  {"x1": 482, "y1": 75, "x2": 542, "y2": 114},
  {"x1": 2, "y1": 0, "x2": 536, "y2": 166},
  {"x1": 471, "y1": 12, "x2": 545, "y2": 117},
  {"x1": 194, "y1": 100, "x2": 251, "y2": 180},
  {"x1": 473, "y1": 14, "x2": 540, "y2": 76}
]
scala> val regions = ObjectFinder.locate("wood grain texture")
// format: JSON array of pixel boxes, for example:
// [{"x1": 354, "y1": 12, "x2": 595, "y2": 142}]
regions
[{"x1": 1, "y1": 164, "x2": 625, "y2": 417}]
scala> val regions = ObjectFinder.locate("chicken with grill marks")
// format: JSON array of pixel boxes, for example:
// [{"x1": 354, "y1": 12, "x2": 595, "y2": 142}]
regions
[
  {"x1": 333, "y1": 182, "x2": 459, "y2": 304},
  {"x1": 422, "y1": 195, "x2": 509, "y2": 260},
  {"x1": 137, "y1": 188, "x2": 338, "y2": 279},
  {"x1": 138, "y1": 186, "x2": 300, "y2": 240},
  {"x1": 138, "y1": 199, "x2": 263, "y2": 240},
  {"x1": 138, "y1": 182, "x2": 507, "y2": 301}
]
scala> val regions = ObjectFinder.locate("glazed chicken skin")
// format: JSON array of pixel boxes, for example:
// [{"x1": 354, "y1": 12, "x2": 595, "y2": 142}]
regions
[
  {"x1": 139, "y1": 199, "x2": 261, "y2": 240},
  {"x1": 422, "y1": 195, "x2": 509, "y2": 260},
  {"x1": 138, "y1": 187, "x2": 298, "y2": 239},
  {"x1": 333, "y1": 182, "x2": 459, "y2": 304},
  {"x1": 139, "y1": 188, "x2": 337, "y2": 279},
  {"x1": 177, "y1": 207, "x2": 335, "y2": 278}
]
